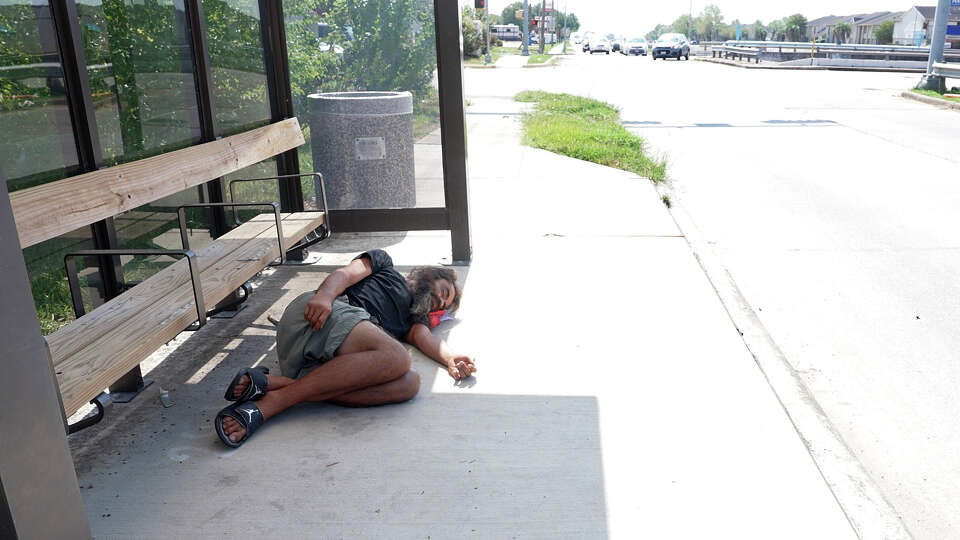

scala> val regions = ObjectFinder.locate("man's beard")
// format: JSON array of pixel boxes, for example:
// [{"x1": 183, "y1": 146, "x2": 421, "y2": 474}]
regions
[{"x1": 408, "y1": 283, "x2": 434, "y2": 327}]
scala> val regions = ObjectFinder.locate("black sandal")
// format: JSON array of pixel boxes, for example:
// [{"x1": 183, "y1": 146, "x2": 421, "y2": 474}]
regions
[
  {"x1": 215, "y1": 401, "x2": 265, "y2": 448},
  {"x1": 223, "y1": 366, "x2": 269, "y2": 402}
]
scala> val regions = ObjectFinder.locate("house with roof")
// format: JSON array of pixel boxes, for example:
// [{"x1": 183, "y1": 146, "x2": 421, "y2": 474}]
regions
[
  {"x1": 893, "y1": 6, "x2": 960, "y2": 45},
  {"x1": 808, "y1": 11, "x2": 916, "y2": 44},
  {"x1": 852, "y1": 11, "x2": 902, "y2": 44},
  {"x1": 807, "y1": 15, "x2": 848, "y2": 42}
]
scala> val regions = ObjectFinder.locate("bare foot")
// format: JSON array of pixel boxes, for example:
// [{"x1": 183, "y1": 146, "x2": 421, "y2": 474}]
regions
[
  {"x1": 221, "y1": 415, "x2": 246, "y2": 443},
  {"x1": 220, "y1": 395, "x2": 281, "y2": 444},
  {"x1": 231, "y1": 374, "x2": 251, "y2": 400}
]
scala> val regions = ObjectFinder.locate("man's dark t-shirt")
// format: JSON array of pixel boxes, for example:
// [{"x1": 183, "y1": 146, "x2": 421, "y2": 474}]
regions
[{"x1": 344, "y1": 250, "x2": 413, "y2": 340}]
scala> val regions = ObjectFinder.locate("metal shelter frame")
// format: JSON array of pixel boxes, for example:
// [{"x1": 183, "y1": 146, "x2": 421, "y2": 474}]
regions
[{"x1": 0, "y1": 1, "x2": 470, "y2": 537}]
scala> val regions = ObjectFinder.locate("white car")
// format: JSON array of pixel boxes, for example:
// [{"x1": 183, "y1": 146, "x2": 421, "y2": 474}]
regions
[{"x1": 590, "y1": 40, "x2": 611, "y2": 54}]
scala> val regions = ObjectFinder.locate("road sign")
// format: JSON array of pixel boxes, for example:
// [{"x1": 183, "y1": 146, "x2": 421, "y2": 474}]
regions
[
  {"x1": 948, "y1": 25, "x2": 960, "y2": 36},
  {"x1": 534, "y1": 15, "x2": 554, "y2": 30},
  {"x1": 545, "y1": 0, "x2": 553, "y2": 12},
  {"x1": 516, "y1": 9, "x2": 524, "y2": 19},
  {"x1": 953, "y1": 0, "x2": 960, "y2": 6}
]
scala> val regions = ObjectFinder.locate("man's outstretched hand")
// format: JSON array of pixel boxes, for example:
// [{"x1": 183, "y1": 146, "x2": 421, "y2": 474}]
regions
[
  {"x1": 448, "y1": 356, "x2": 477, "y2": 380},
  {"x1": 304, "y1": 292, "x2": 333, "y2": 331}
]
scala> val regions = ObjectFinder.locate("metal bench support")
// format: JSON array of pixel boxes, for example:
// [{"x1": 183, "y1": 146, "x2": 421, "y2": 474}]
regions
[
  {"x1": 226, "y1": 172, "x2": 331, "y2": 265},
  {"x1": 64, "y1": 248, "x2": 206, "y2": 406}
]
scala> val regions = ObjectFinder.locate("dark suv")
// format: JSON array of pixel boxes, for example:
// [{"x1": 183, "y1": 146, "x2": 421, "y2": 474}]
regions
[{"x1": 652, "y1": 33, "x2": 690, "y2": 60}]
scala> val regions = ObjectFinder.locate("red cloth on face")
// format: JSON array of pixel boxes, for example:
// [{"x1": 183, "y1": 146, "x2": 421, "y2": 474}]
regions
[{"x1": 428, "y1": 309, "x2": 446, "y2": 328}]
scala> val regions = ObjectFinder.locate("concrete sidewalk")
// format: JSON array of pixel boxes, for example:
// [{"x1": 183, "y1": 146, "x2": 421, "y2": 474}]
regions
[
  {"x1": 495, "y1": 53, "x2": 529, "y2": 68},
  {"x1": 69, "y1": 100, "x2": 857, "y2": 538}
]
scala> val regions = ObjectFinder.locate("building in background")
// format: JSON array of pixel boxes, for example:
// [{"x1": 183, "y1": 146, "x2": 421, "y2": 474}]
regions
[
  {"x1": 893, "y1": 6, "x2": 960, "y2": 45},
  {"x1": 852, "y1": 12, "x2": 901, "y2": 44}
]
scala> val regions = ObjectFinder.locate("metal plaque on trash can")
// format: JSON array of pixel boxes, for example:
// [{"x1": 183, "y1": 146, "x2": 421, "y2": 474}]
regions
[{"x1": 355, "y1": 137, "x2": 386, "y2": 161}]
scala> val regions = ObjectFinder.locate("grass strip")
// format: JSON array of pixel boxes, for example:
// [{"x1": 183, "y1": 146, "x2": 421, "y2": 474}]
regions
[
  {"x1": 911, "y1": 88, "x2": 960, "y2": 103},
  {"x1": 464, "y1": 46, "x2": 519, "y2": 65},
  {"x1": 527, "y1": 54, "x2": 552, "y2": 65},
  {"x1": 516, "y1": 91, "x2": 666, "y2": 182}
]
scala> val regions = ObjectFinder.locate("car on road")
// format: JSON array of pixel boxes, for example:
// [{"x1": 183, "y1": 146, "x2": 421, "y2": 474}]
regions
[
  {"x1": 611, "y1": 36, "x2": 626, "y2": 53},
  {"x1": 621, "y1": 37, "x2": 648, "y2": 56},
  {"x1": 590, "y1": 39, "x2": 611, "y2": 54},
  {"x1": 652, "y1": 33, "x2": 690, "y2": 60}
]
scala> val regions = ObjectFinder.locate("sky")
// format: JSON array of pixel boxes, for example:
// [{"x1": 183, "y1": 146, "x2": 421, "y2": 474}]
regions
[{"x1": 465, "y1": 0, "x2": 920, "y2": 35}]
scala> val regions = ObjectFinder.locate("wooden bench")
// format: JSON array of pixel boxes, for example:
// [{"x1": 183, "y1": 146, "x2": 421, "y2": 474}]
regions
[{"x1": 9, "y1": 118, "x2": 329, "y2": 429}]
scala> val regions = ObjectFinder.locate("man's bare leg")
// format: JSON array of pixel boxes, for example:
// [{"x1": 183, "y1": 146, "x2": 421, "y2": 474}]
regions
[
  {"x1": 221, "y1": 321, "x2": 416, "y2": 443},
  {"x1": 327, "y1": 370, "x2": 421, "y2": 407},
  {"x1": 229, "y1": 369, "x2": 420, "y2": 407}
]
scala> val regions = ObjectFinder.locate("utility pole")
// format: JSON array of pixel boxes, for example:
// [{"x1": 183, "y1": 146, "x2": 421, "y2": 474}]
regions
[
  {"x1": 689, "y1": 0, "x2": 693, "y2": 40},
  {"x1": 539, "y1": 0, "x2": 546, "y2": 54},
  {"x1": 562, "y1": 0, "x2": 568, "y2": 53},
  {"x1": 522, "y1": 0, "x2": 529, "y2": 56},
  {"x1": 484, "y1": 6, "x2": 492, "y2": 64},
  {"x1": 917, "y1": 0, "x2": 950, "y2": 91}
]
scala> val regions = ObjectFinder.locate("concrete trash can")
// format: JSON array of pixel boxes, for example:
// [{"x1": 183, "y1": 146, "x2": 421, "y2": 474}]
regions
[{"x1": 308, "y1": 91, "x2": 415, "y2": 209}]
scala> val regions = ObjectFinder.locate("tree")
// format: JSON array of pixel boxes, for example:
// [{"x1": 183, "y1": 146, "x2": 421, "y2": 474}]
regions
[
  {"x1": 784, "y1": 14, "x2": 807, "y2": 42},
  {"x1": 833, "y1": 22, "x2": 851, "y2": 43},
  {"x1": 671, "y1": 14, "x2": 693, "y2": 37},
  {"x1": 754, "y1": 20, "x2": 767, "y2": 41},
  {"x1": 646, "y1": 23, "x2": 670, "y2": 41},
  {"x1": 697, "y1": 4, "x2": 724, "y2": 41},
  {"x1": 500, "y1": 2, "x2": 522, "y2": 27},
  {"x1": 767, "y1": 19, "x2": 785, "y2": 41},
  {"x1": 461, "y1": 6, "x2": 483, "y2": 57},
  {"x1": 874, "y1": 20, "x2": 894, "y2": 44}
]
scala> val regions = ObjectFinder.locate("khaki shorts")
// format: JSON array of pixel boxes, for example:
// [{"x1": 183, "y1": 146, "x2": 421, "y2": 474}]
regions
[{"x1": 276, "y1": 292, "x2": 371, "y2": 379}]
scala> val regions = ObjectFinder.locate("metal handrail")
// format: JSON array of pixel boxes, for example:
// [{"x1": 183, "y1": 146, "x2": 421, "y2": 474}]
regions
[
  {"x1": 226, "y1": 172, "x2": 330, "y2": 231},
  {"x1": 64, "y1": 248, "x2": 206, "y2": 327},
  {"x1": 177, "y1": 202, "x2": 285, "y2": 264}
]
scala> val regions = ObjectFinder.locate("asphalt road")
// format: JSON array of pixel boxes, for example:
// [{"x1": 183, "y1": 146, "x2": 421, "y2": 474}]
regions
[{"x1": 465, "y1": 51, "x2": 960, "y2": 540}]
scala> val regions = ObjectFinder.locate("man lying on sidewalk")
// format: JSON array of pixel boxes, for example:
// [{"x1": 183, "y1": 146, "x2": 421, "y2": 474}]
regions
[{"x1": 215, "y1": 249, "x2": 475, "y2": 448}]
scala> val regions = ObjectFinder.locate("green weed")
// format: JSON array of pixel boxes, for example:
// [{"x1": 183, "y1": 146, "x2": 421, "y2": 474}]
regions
[{"x1": 516, "y1": 92, "x2": 667, "y2": 182}]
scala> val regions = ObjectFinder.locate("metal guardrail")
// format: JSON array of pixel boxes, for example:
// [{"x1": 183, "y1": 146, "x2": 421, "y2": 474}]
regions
[
  {"x1": 715, "y1": 41, "x2": 960, "y2": 61},
  {"x1": 932, "y1": 62, "x2": 960, "y2": 78},
  {"x1": 713, "y1": 45, "x2": 760, "y2": 63},
  {"x1": 723, "y1": 40, "x2": 937, "y2": 53}
]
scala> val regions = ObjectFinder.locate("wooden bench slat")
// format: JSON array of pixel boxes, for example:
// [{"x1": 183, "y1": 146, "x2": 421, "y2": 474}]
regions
[
  {"x1": 49, "y1": 212, "x2": 325, "y2": 417},
  {"x1": 11, "y1": 118, "x2": 304, "y2": 249}
]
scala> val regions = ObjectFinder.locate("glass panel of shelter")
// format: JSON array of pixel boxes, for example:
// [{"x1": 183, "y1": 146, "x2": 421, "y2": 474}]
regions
[
  {"x1": 0, "y1": 0, "x2": 80, "y2": 192},
  {"x1": 283, "y1": 0, "x2": 443, "y2": 210},
  {"x1": 0, "y1": 1, "x2": 93, "y2": 333},
  {"x1": 202, "y1": 0, "x2": 271, "y2": 137},
  {"x1": 75, "y1": 0, "x2": 208, "y2": 289}
]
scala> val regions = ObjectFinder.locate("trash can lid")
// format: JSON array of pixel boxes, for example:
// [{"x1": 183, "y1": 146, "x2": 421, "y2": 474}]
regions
[{"x1": 308, "y1": 91, "x2": 413, "y2": 115}]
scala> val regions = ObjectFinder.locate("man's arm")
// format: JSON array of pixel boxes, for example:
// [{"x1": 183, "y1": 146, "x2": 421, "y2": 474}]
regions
[
  {"x1": 304, "y1": 256, "x2": 372, "y2": 330},
  {"x1": 405, "y1": 323, "x2": 476, "y2": 380}
]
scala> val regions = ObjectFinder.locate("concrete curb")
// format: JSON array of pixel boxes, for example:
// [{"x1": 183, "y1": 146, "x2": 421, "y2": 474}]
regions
[
  {"x1": 654, "y1": 183, "x2": 915, "y2": 540},
  {"x1": 900, "y1": 90, "x2": 960, "y2": 111},
  {"x1": 695, "y1": 57, "x2": 822, "y2": 70},
  {"x1": 522, "y1": 56, "x2": 559, "y2": 68},
  {"x1": 695, "y1": 57, "x2": 925, "y2": 73},
  {"x1": 464, "y1": 63, "x2": 497, "y2": 69}
]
